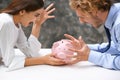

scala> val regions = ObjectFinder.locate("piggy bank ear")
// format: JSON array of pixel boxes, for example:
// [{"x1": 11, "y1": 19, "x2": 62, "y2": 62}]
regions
[
  {"x1": 52, "y1": 42, "x2": 59, "y2": 52},
  {"x1": 52, "y1": 42, "x2": 59, "y2": 48}
]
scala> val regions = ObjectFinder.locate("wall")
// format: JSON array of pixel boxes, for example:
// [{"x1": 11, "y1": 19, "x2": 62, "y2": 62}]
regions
[{"x1": 0, "y1": 0, "x2": 107, "y2": 48}]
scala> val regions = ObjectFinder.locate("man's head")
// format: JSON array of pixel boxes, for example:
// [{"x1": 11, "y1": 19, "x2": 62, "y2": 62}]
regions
[{"x1": 69, "y1": 0, "x2": 113, "y2": 28}]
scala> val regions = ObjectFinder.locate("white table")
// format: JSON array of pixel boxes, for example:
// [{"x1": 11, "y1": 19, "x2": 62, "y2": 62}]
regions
[{"x1": 0, "y1": 49, "x2": 120, "y2": 80}]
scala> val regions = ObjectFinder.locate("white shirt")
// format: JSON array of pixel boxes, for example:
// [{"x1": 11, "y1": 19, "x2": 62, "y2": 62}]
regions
[{"x1": 0, "y1": 13, "x2": 41, "y2": 71}]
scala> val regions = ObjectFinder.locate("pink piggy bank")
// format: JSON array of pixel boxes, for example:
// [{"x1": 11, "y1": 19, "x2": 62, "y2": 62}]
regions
[{"x1": 52, "y1": 39, "x2": 74, "y2": 62}]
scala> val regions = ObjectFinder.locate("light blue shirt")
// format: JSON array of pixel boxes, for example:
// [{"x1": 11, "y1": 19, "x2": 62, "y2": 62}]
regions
[{"x1": 88, "y1": 3, "x2": 120, "y2": 70}]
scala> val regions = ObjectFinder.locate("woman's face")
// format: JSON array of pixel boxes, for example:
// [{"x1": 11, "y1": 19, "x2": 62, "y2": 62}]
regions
[{"x1": 19, "y1": 8, "x2": 44, "y2": 27}]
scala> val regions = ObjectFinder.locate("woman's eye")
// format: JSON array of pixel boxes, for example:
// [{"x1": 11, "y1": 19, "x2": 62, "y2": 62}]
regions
[{"x1": 35, "y1": 14, "x2": 40, "y2": 17}]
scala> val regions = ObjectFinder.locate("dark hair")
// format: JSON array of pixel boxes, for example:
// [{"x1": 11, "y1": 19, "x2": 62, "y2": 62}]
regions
[{"x1": 0, "y1": 0, "x2": 44, "y2": 15}]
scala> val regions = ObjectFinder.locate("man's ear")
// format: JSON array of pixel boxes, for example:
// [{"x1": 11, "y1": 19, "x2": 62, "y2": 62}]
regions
[
  {"x1": 19, "y1": 10, "x2": 26, "y2": 16},
  {"x1": 90, "y1": 9, "x2": 98, "y2": 17}
]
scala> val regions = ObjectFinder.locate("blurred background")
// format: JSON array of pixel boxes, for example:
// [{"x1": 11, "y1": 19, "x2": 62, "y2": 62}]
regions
[{"x1": 0, "y1": 0, "x2": 119, "y2": 48}]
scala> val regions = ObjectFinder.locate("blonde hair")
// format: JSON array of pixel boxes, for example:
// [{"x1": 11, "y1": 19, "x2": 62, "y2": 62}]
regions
[{"x1": 69, "y1": 0, "x2": 113, "y2": 12}]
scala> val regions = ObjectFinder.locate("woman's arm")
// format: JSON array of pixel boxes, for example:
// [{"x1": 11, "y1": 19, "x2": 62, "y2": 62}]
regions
[
  {"x1": 31, "y1": 3, "x2": 55, "y2": 38},
  {"x1": 25, "y1": 54, "x2": 66, "y2": 66}
]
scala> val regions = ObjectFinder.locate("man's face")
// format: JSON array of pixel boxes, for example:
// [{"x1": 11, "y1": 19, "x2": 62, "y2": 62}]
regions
[{"x1": 75, "y1": 9, "x2": 103, "y2": 28}]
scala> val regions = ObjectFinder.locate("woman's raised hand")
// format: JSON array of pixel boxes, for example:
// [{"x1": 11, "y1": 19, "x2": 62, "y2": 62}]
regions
[{"x1": 35, "y1": 3, "x2": 55, "y2": 26}]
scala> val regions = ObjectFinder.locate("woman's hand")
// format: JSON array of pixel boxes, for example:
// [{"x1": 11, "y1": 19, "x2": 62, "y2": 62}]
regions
[
  {"x1": 32, "y1": 3, "x2": 55, "y2": 38},
  {"x1": 64, "y1": 34, "x2": 90, "y2": 64},
  {"x1": 43, "y1": 54, "x2": 66, "y2": 66},
  {"x1": 25, "y1": 53, "x2": 66, "y2": 66},
  {"x1": 35, "y1": 3, "x2": 55, "y2": 26}
]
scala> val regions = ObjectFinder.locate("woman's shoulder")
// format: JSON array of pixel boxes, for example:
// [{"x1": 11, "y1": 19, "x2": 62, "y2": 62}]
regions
[
  {"x1": 0, "y1": 13, "x2": 13, "y2": 30},
  {"x1": 0, "y1": 13, "x2": 12, "y2": 22}
]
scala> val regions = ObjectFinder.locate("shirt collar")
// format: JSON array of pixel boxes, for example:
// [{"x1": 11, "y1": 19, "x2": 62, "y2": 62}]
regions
[{"x1": 105, "y1": 3, "x2": 120, "y2": 29}]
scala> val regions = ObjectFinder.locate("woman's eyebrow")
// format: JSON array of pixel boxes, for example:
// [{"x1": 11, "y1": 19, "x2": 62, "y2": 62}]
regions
[{"x1": 35, "y1": 13, "x2": 40, "y2": 17}]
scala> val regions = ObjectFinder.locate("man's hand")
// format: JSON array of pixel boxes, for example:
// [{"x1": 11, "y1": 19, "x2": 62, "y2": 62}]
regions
[{"x1": 64, "y1": 34, "x2": 90, "y2": 64}]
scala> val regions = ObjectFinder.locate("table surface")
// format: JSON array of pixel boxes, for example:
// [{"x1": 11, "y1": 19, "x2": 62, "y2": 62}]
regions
[{"x1": 0, "y1": 49, "x2": 120, "y2": 80}]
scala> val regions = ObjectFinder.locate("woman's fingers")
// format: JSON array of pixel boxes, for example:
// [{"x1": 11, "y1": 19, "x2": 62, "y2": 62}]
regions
[
  {"x1": 47, "y1": 8, "x2": 55, "y2": 14},
  {"x1": 45, "y1": 3, "x2": 54, "y2": 11},
  {"x1": 46, "y1": 54, "x2": 66, "y2": 65},
  {"x1": 42, "y1": 3, "x2": 55, "y2": 20},
  {"x1": 47, "y1": 15, "x2": 55, "y2": 19}
]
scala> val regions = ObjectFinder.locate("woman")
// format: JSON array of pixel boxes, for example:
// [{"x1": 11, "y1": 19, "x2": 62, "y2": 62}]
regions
[{"x1": 0, "y1": 0, "x2": 65, "y2": 71}]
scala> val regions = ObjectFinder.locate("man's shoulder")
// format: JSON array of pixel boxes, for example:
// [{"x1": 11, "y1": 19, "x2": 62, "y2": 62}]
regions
[{"x1": 113, "y1": 3, "x2": 120, "y2": 9}]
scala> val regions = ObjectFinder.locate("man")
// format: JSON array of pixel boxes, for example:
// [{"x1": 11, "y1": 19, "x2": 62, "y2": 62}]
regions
[{"x1": 64, "y1": 0, "x2": 120, "y2": 70}]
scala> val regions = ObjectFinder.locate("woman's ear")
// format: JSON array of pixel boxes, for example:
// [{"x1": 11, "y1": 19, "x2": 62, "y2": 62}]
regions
[{"x1": 19, "y1": 10, "x2": 26, "y2": 16}]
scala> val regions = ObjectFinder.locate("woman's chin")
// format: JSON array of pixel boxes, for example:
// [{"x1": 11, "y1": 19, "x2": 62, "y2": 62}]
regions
[
  {"x1": 21, "y1": 25, "x2": 28, "y2": 27},
  {"x1": 23, "y1": 24, "x2": 30, "y2": 27},
  {"x1": 25, "y1": 22, "x2": 33, "y2": 27}
]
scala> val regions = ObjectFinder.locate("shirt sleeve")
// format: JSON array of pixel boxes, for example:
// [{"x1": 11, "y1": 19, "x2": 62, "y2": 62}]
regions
[
  {"x1": 1, "y1": 46, "x2": 26, "y2": 71},
  {"x1": 0, "y1": 24, "x2": 26, "y2": 71},
  {"x1": 88, "y1": 42, "x2": 120, "y2": 70},
  {"x1": 7, "y1": 49, "x2": 26, "y2": 71},
  {"x1": 16, "y1": 27, "x2": 41, "y2": 57},
  {"x1": 88, "y1": 42, "x2": 110, "y2": 52}
]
